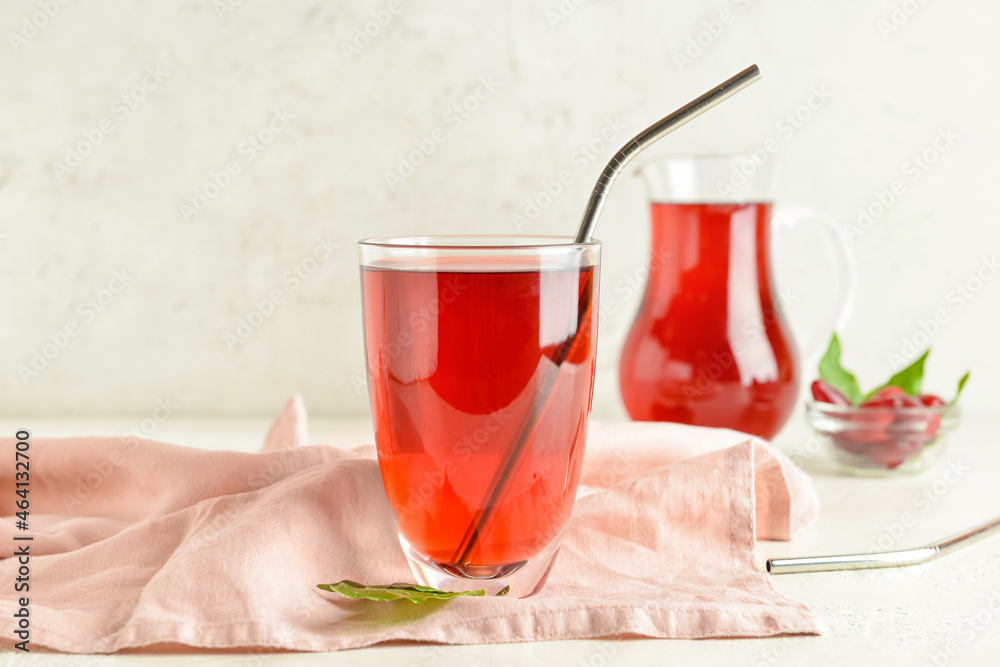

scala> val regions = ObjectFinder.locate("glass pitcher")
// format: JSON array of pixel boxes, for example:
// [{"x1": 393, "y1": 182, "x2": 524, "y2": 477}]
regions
[{"x1": 618, "y1": 154, "x2": 853, "y2": 439}]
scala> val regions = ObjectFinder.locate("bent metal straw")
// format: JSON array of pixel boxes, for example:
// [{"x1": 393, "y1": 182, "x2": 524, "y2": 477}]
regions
[
  {"x1": 451, "y1": 65, "x2": 764, "y2": 569},
  {"x1": 767, "y1": 515, "x2": 1000, "y2": 574},
  {"x1": 575, "y1": 64, "x2": 762, "y2": 243}
]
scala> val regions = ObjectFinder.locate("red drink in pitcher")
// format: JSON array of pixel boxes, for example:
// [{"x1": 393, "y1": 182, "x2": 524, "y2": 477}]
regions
[
  {"x1": 359, "y1": 237, "x2": 600, "y2": 595},
  {"x1": 618, "y1": 203, "x2": 799, "y2": 439}
]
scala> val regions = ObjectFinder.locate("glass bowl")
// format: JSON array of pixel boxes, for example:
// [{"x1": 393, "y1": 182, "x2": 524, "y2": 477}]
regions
[{"x1": 805, "y1": 400, "x2": 960, "y2": 475}]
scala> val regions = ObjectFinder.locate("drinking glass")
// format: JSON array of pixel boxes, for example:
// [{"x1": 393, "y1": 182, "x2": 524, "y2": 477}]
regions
[{"x1": 359, "y1": 236, "x2": 601, "y2": 597}]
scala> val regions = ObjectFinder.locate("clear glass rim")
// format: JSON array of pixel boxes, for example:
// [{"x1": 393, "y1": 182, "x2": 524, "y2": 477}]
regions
[
  {"x1": 805, "y1": 400, "x2": 960, "y2": 417},
  {"x1": 358, "y1": 235, "x2": 600, "y2": 250}
]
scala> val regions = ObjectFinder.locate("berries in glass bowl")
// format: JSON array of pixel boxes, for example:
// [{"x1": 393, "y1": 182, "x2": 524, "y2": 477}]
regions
[
  {"x1": 805, "y1": 334, "x2": 968, "y2": 475},
  {"x1": 807, "y1": 381, "x2": 959, "y2": 474}
]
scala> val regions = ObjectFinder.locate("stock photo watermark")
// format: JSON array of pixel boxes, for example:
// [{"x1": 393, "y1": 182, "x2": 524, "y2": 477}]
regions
[
  {"x1": 179, "y1": 106, "x2": 295, "y2": 222},
  {"x1": 545, "y1": 0, "x2": 589, "y2": 29},
  {"x1": 784, "y1": 433, "x2": 823, "y2": 468},
  {"x1": 7, "y1": 0, "x2": 73, "y2": 53},
  {"x1": 223, "y1": 235, "x2": 340, "y2": 352},
  {"x1": 672, "y1": 0, "x2": 754, "y2": 71},
  {"x1": 53, "y1": 63, "x2": 171, "y2": 182},
  {"x1": 878, "y1": 0, "x2": 930, "y2": 40},
  {"x1": 350, "y1": 276, "x2": 468, "y2": 394},
  {"x1": 511, "y1": 116, "x2": 627, "y2": 232},
  {"x1": 680, "y1": 287, "x2": 797, "y2": 402},
  {"x1": 579, "y1": 641, "x2": 618, "y2": 667},
  {"x1": 887, "y1": 254, "x2": 997, "y2": 368},
  {"x1": 595, "y1": 248, "x2": 672, "y2": 326},
  {"x1": 242, "y1": 627, "x2": 296, "y2": 667},
  {"x1": 16, "y1": 269, "x2": 134, "y2": 385},
  {"x1": 60, "y1": 398, "x2": 179, "y2": 511},
  {"x1": 394, "y1": 408, "x2": 514, "y2": 521},
  {"x1": 844, "y1": 126, "x2": 958, "y2": 243},
  {"x1": 923, "y1": 588, "x2": 1000, "y2": 666},
  {"x1": 213, "y1": 0, "x2": 244, "y2": 22},
  {"x1": 191, "y1": 448, "x2": 305, "y2": 549},
  {"x1": 11, "y1": 430, "x2": 32, "y2": 652},
  {"x1": 339, "y1": 0, "x2": 403, "y2": 61},
  {"x1": 383, "y1": 75, "x2": 501, "y2": 192},
  {"x1": 865, "y1": 459, "x2": 968, "y2": 554},
  {"x1": 716, "y1": 85, "x2": 832, "y2": 197},
  {"x1": 752, "y1": 636, "x2": 809, "y2": 667}
]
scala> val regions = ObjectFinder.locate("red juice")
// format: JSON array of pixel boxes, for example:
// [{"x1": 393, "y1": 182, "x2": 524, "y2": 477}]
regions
[
  {"x1": 361, "y1": 260, "x2": 597, "y2": 571},
  {"x1": 618, "y1": 202, "x2": 799, "y2": 439}
]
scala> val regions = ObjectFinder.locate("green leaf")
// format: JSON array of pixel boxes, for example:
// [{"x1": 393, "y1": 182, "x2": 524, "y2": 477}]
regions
[
  {"x1": 952, "y1": 371, "x2": 970, "y2": 404},
  {"x1": 317, "y1": 580, "x2": 509, "y2": 603},
  {"x1": 867, "y1": 350, "x2": 929, "y2": 399},
  {"x1": 818, "y1": 333, "x2": 863, "y2": 405}
]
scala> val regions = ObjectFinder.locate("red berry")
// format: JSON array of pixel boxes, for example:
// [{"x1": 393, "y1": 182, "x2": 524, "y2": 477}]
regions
[
  {"x1": 822, "y1": 385, "x2": 945, "y2": 469},
  {"x1": 871, "y1": 386, "x2": 907, "y2": 400},
  {"x1": 861, "y1": 394, "x2": 920, "y2": 409},
  {"x1": 860, "y1": 397, "x2": 895, "y2": 409},
  {"x1": 831, "y1": 433, "x2": 870, "y2": 455},
  {"x1": 846, "y1": 394, "x2": 918, "y2": 449},
  {"x1": 840, "y1": 408, "x2": 894, "y2": 443},
  {"x1": 843, "y1": 425, "x2": 892, "y2": 443},
  {"x1": 811, "y1": 379, "x2": 851, "y2": 405},
  {"x1": 917, "y1": 395, "x2": 945, "y2": 435},
  {"x1": 866, "y1": 435, "x2": 930, "y2": 469}
]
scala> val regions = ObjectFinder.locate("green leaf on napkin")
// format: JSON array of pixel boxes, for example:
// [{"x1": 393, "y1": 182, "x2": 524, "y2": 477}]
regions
[
  {"x1": 317, "y1": 580, "x2": 510, "y2": 603},
  {"x1": 865, "y1": 349, "x2": 929, "y2": 399},
  {"x1": 818, "y1": 333, "x2": 863, "y2": 405}
]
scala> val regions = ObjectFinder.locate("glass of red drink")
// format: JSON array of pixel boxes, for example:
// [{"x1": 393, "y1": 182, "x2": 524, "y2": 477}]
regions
[
  {"x1": 359, "y1": 236, "x2": 600, "y2": 597},
  {"x1": 618, "y1": 155, "x2": 852, "y2": 439}
]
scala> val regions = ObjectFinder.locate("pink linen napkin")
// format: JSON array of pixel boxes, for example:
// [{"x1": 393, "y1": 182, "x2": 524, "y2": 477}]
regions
[{"x1": 0, "y1": 397, "x2": 820, "y2": 653}]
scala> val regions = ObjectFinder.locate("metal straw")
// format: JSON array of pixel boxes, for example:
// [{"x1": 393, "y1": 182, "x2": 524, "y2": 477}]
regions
[
  {"x1": 574, "y1": 63, "x2": 763, "y2": 243},
  {"x1": 451, "y1": 66, "x2": 763, "y2": 570},
  {"x1": 767, "y1": 515, "x2": 1000, "y2": 575},
  {"x1": 449, "y1": 271, "x2": 595, "y2": 569}
]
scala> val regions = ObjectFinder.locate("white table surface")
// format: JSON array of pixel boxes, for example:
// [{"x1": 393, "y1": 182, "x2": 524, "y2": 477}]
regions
[{"x1": 2, "y1": 412, "x2": 999, "y2": 666}]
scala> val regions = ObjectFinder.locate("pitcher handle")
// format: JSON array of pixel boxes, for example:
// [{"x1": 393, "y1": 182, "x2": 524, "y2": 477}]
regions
[{"x1": 772, "y1": 206, "x2": 856, "y2": 361}]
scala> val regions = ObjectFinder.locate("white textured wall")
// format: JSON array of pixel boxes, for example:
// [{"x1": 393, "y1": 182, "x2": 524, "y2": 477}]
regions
[{"x1": 1, "y1": 0, "x2": 997, "y2": 420}]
